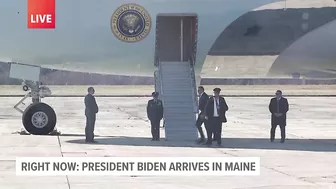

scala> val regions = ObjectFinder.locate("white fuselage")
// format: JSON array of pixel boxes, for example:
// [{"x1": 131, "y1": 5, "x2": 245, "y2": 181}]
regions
[{"x1": 0, "y1": 0, "x2": 280, "y2": 77}]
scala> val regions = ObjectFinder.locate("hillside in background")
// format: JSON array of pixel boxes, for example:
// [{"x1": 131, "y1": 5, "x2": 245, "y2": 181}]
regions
[{"x1": 1, "y1": 62, "x2": 335, "y2": 85}]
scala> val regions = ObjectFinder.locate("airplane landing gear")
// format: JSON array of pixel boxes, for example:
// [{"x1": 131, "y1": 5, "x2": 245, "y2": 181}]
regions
[
  {"x1": 23, "y1": 102, "x2": 56, "y2": 135},
  {"x1": 8, "y1": 62, "x2": 57, "y2": 135},
  {"x1": 22, "y1": 85, "x2": 29, "y2": 91},
  {"x1": 15, "y1": 81, "x2": 57, "y2": 135}
]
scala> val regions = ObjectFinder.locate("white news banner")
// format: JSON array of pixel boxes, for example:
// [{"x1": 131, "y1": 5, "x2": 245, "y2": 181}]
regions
[{"x1": 16, "y1": 157, "x2": 260, "y2": 176}]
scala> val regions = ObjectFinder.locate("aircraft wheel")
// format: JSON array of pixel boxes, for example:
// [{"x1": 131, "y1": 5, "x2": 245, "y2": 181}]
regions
[
  {"x1": 22, "y1": 85, "x2": 29, "y2": 91},
  {"x1": 22, "y1": 103, "x2": 57, "y2": 135}
]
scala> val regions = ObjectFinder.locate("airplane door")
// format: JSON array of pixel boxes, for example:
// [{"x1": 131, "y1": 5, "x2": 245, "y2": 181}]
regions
[{"x1": 155, "y1": 15, "x2": 197, "y2": 62}]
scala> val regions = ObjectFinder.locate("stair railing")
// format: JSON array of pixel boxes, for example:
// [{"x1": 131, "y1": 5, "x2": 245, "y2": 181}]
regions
[
  {"x1": 157, "y1": 59, "x2": 167, "y2": 137},
  {"x1": 189, "y1": 59, "x2": 198, "y2": 113}
]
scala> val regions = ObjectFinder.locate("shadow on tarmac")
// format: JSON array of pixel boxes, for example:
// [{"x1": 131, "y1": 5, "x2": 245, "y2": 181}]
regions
[
  {"x1": 60, "y1": 134, "x2": 117, "y2": 137},
  {"x1": 66, "y1": 137, "x2": 336, "y2": 152}
]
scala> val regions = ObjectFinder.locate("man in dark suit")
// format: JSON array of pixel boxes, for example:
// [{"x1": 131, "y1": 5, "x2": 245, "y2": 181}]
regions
[
  {"x1": 196, "y1": 86, "x2": 209, "y2": 143},
  {"x1": 269, "y1": 90, "x2": 289, "y2": 143},
  {"x1": 84, "y1": 87, "x2": 99, "y2": 143},
  {"x1": 147, "y1": 92, "x2": 164, "y2": 141},
  {"x1": 204, "y1": 88, "x2": 229, "y2": 146}
]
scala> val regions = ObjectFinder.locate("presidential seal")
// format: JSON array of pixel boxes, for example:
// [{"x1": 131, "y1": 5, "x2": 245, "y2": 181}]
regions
[{"x1": 111, "y1": 3, "x2": 151, "y2": 42}]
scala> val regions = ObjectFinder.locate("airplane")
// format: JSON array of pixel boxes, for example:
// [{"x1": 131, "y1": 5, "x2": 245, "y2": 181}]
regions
[{"x1": 0, "y1": 0, "x2": 335, "y2": 138}]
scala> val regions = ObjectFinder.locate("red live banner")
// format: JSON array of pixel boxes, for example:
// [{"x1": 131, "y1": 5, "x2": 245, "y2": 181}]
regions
[{"x1": 27, "y1": 0, "x2": 56, "y2": 29}]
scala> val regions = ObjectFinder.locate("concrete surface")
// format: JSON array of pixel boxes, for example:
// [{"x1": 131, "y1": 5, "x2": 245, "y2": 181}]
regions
[{"x1": 0, "y1": 96, "x2": 336, "y2": 189}]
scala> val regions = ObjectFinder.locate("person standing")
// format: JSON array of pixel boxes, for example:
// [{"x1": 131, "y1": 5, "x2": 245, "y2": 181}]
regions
[
  {"x1": 147, "y1": 92, "x2": 164, "y2": 141},
  {"x1": 196, "y1": 86, "x2": 209, "y2": 143},
  {"x1": 269, "y1": 90, "x2": 289, "y2": 143},
  {"x1": 204, "y1": 88, "x2": 229, "y2": 146},
  {"x1": 84, "y1": 87, "x2": 99, "y2": 143}
]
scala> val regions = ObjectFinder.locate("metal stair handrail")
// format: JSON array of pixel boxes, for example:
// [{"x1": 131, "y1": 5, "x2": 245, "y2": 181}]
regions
[
  {"x1": 189, "y1": 59, "x2": 198, "y2": 113},
  {"x1": 157, "y1": 59, "x2": 167, "y2": 136}
]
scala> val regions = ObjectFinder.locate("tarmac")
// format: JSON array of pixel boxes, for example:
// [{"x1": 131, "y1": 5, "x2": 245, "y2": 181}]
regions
[{"x1": 0, "y1": 94, "x2": 336, "y2": 189}]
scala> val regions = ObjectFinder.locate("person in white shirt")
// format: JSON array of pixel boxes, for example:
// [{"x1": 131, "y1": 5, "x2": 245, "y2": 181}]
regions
[{"x1": 204, "y1": 88, "x2": 229, "y2": 146}]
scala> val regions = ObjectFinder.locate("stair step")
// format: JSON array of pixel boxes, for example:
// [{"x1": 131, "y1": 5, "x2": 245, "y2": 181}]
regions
[
  {"x1": 162, "y1": 71, "x2": 190, "y2": 74},
  {"x1": 163, "y1": 97, "x2": 194, "y2": 100},
  {"x1": 163, "y1": 78, "x2": 191, "y2": 81},
  {"x1": 162, "y1": 91, "x2": 192, "y2": 93},
  {"x1": 165, "y1": 132, "x2": 197, "y2": 136},
  {"x1": 162, "y1": 84, "x2": 192, "y2": 88},
  {"x1": 163, "y1": 107, "x2": 194, "y2": 110},
  {"x1": 161, "y1": 71, "x2": 191, "y2": 75},
  {"x1": 164, "y1": 114, "x2": 195, "y2": 117},
  {"x1": 163, "y1": 102, "x2": 194, "y2": 105},
  {"x1": 162, "y1": 81, "x2": 191, "y2": 84},
  {"x1": 162, "y1": 95, "x2": 193, "y2": 98},
  {"x1": 164, "y1": 112, "x2": 196, "y2": 115},
  {"x1": 163, "y1": 103, "x2": 194, "y2": 107},
  {"x1": 158, "y1": 61, "x2": 197, "y2": 141},
  {"x1": 161, "y1": 64, "x2": 190, "y2": 67},
  {"x1": 165, "y1": 128, "x2": 197, "y2": 131},
  {"x1": 163, "y1": 97, "x2": 194, "y2": 101},
  {"x1": 161, "y1": 78, "x2": 191, "y2": 82},
  {"x1": 162, "y1": 83, "x2": 191, "y2": 86},
  {"x1": 163, "y1": 96, "x2": 193, "y2": 99},
  {"x1": 163, "y1": 100, "x2": 194, "y2": 103},
  {"x1": 161, "y1": 67, "x2": 190, "y2": 69},
  {"x1": 162, "y1": 82, "x2": 191, "y2": 86},
  {"x1": 164, "y1": 115, "x2": 196, "y2": 118},
  {"x1": 163, "y1": 98, "x2": 194, "y2": 101},
  {"x1": 162, "y1": 94, "x2": 193, "y2": 96},
  {"x1": 161, "y1": 62, "x2": 189, "y2": 65},
  {"x1": 161, "y1": 79, "x2": 191, "y2": 82},
  {"x1": 165, "y1": 124, "x2": 196, "y2": 128},
  {"x1": 163, "y1": 91, "x2": 193, "y2": 93},
  {"x1": 164, "y1": 110, "x2": 195, "y2": 113},
  {"x1": 163, "y1": 109, "x2": 195, "y2": 113},
  {"x1": 164, "y1": 117, "x2": 196, "y2": 121},
  {"x1": 161, "y1": 66, "x2": 190, "y2": 69},
  {"x1": 162, "y1": 99, "x2": 194, "y2": 103},
  {"x1": 162, "y1": 85, "x2": 191, "y2": 88},
  {"x1": 164, "y1": 121, "x2": 196, "y2": 124},
  {"x1": 163, "y1": 104, "x2": 194, "y2": 107},
  {"x1": 162, "y1": 90, "x2": 192, "y2": 92},
  {"x1": 162, "y1": 89, "x2": 192, "y2": 92},
  {"x1": 161, "y1": 68, "x2": 190, "y2": 71},
  {"x1": 161, "y1": 69, "x2": 190, "y2": 72},
  {"x1": 161, "y1": 74, "x2": 191, "y2": 77},
  {"x1": 164, "y1": 114, "x2": 196, "y2": 117},
  {"x1": 164, "y1": 130, "x2": 197, "y2": 133},
  {"x1": 164, "y1": 115, "x2": 195, "y2": 118},
  {"x1": 161, "y1": 66, "x2": 190, "y2": 68},
  {"x1": 165, "y1": 134, "x2": 198, "y2": 141},
  {"x1": 165, "y1": 120, "x2": 196, "y2": 124},
  {"x1": 162, "y1": 75, "x2": 190, "y2": 78}
]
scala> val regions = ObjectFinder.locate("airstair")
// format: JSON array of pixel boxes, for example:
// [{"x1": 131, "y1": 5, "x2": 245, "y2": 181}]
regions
[{"x1": 155, "y1": 61, "x2": 198, "y2": 141}]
